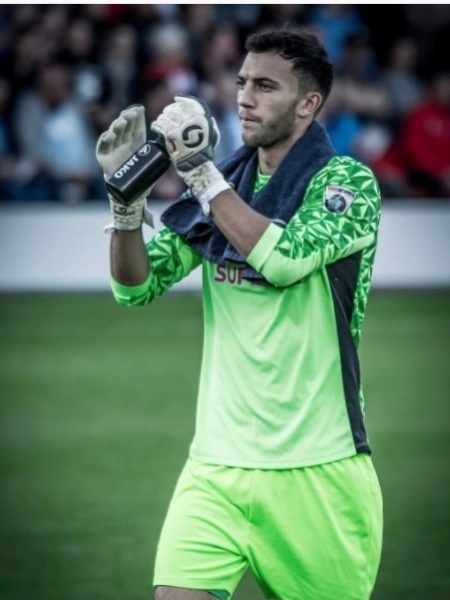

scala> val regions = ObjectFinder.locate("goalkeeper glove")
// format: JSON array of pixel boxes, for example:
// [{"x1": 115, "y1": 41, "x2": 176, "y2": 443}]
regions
[
  {"x1": 96, "y1": 105, "x2": 155, "y2": 231},
  {"x1": 151, "y1": 95, "x2": 231, "y2": 215}
]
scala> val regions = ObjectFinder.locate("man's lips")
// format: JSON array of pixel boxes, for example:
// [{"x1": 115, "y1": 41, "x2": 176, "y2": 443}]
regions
[{"x1": 240, "y1": 115, "x2": 260, "y2": 124}]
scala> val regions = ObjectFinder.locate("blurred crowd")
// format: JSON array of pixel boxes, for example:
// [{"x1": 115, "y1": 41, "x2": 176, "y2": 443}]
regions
[{"x1": 0, "y1": 4, "x2": 449, "y2": 203}]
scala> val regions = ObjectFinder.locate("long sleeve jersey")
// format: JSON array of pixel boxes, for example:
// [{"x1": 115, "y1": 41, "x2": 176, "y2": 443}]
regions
[{"x1": 112, "y1": 156, "x2": 381, "y2": 468}]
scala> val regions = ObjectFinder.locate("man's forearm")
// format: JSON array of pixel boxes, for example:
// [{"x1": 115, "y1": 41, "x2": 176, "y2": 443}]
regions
[
  {"x1": 110, "y1": 229, "x2": 150, "y2": 286},
  {"x1": 209, "y1": 189, "x2": 271, "y2": 258}
]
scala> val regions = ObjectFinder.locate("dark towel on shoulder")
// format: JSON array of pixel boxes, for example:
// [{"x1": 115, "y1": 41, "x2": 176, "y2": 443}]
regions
[{"x1": 161, "y1": 121, "x2": 335, "y2": 283}]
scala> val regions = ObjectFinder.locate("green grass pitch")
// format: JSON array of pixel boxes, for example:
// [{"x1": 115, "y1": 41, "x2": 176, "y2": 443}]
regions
[{"x1": 1, "y1": 290, "x2": 449, "y2": 600}]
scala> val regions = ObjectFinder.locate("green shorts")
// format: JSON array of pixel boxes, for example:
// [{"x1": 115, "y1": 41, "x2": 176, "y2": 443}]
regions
[{"x1": 153, "y1": 454, "x2": 383, "y2": 600}]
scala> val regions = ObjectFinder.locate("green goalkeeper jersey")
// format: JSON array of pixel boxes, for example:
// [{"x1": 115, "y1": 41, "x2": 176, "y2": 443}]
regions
[{"x1": 112, "y1": 156, "x2": 381, "y2": 468}]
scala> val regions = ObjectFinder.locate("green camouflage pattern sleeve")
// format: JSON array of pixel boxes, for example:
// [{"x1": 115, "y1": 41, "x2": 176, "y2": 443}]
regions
[
  {"x1": 248, "y1": 156, "x2": 381, "y2": 286},
  {"x1": 111, "y1": 227, "x2": 202, "y2": 306},
  {"x1": 247, "y1": 156, "x2": 381, "y2": 344}
]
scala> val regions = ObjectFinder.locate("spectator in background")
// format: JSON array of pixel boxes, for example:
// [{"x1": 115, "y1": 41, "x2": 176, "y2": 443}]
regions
[
  {"x1": 337, "y1": 32, "x2": 391, "y2": 120},
  {"x1": 0, "y1": 75, "x2": 50, "y2": 201},
  {"x1": 258, "y1": 5, "x2": 308, "y2": 30},
  {"x1": 0, "y1": 77, "x2": 13, "y2": 158},
  {"x1": 58, "y1": 17, "x2": 102, "y2": 106},
  {"x1": 318, "y1": 78, "x2": 364, "y2": 157},
  {"x1": 142, "y1": 22, "x2": 197, "y2": 96},
  {"x1": 372, "y1": 69, "x2": 450, "y2": 199},
  {"x1": 141, "y1": 79, "x2": 174, "y2": 123},
  {"x1": 403, "y1": 5, "x2": 450, "y2": 74},
  {"x1": 379, "y1": 36, "x2": 425, "y2": 131},
  {"x1": 206, "y1": 69, "x2": 242, "y2": 164},
  {"x1": 183, "y1": 4, "x2": 217, "y2": 70},
  {"x1": 333, "y1": 33, "x2": 394, "y2": 170},
  {"x1": 308, "y1": 5, "x2": 368, "y2": 68},
  {"x1": 101, "y1": 24, "x2": 139, "y2": 110},
  {"x1": 198, "y1": 24, "x2": 243, "y2": 82},
  {"x1": 56, "y1": 17, "x2": 120, "y2": 139},
  {"x1": 12, "y1": 62, "x2": 103, "y2": 202},
  {"x1": 216, "y1": 4, "x2": 262, "y2": 43},
  {"x1": 37, "y1": 5, "x2": 69, "y2": 60},
  {"x1": 6, "y1": 27, "x2": 50, "y2": 97}
]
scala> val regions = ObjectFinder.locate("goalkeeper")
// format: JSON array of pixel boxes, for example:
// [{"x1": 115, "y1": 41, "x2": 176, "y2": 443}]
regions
[{"x1": 96, "y1": 27, "x2": 383, "y2": 600}]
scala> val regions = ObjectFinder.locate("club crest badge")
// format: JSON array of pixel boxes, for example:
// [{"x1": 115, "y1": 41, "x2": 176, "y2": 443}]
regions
[{"x1": 324, "y1": 185, "x2": 356, "y2": 214}]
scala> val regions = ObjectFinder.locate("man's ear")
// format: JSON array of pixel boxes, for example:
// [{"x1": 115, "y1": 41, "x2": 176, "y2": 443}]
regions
[{"x1": 297, "y1": 92, "x2": 323, "y2": 118}]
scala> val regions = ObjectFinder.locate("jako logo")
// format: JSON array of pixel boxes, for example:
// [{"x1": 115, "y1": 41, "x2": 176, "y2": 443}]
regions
[
  {"x1": 138, "y1": 144, "x2": 152, "y2": 156},
  {"x1": 182, "y1": 125, "x2": 204, "y2": 148},
  {"x1": 113, "y1": 155, "x2": 139, "y2": 179}
]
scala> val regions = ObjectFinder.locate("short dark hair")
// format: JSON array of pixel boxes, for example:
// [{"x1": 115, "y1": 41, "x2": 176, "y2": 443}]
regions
[{"x1": 245, "y1": 27, "x2": 334, "y2": 105}]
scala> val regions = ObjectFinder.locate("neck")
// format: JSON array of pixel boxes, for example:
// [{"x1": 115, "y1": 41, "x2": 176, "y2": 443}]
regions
[
  {"x1": 257, "y1": 143, "x2": 290, "y2": 175},
  {"x1": 257, "y1": 120, "x2": 312, "y2": 175}
]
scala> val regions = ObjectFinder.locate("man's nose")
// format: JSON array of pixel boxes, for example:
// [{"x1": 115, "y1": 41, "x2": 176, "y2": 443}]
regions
[{"x1": 238, "y1": 84, "x2": 255, "y2": 108}]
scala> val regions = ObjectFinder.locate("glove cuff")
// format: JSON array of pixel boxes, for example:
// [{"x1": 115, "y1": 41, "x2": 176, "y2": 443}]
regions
[
  {"x1": 104, "y1": 194, "x2": 154, "y2": 232},
  {"x1": 182, "y1": 162, "x2": 231, "y2": 215}
]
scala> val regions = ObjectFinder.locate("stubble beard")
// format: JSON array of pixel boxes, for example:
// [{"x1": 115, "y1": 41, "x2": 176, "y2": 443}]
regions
[{"x1": 242, "y1": 101, "x2": 298, "y2": 149}]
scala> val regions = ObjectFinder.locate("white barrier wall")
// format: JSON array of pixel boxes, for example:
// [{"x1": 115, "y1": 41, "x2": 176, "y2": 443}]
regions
[{"x1": 0, "y1": 201, "x2": 449, "y2": 291}]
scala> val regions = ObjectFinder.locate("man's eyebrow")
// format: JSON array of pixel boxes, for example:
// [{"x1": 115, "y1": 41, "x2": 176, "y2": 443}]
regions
[{"x1": 236, "y1": 75, "x2": 280, "y2": 85}]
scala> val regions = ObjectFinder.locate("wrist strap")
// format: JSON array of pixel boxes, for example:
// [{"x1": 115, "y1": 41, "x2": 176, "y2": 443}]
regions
[
  {"x1": 198, "y1": 179, "x2": 232, "y2": 215},
  {"x1": 182, "y1": 162, "x2": 231, "y2": 215}
]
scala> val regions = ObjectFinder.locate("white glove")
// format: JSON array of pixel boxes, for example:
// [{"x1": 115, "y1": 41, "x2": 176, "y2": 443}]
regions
[
  {"x1": 96, "y1": 105, "x2": 154, "y2": 231},
  {"x1": 151, "y1": 95, "x2": 231, "y2": 215}
]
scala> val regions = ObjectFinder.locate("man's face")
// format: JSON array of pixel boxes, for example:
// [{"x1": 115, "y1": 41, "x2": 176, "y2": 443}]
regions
[{"x1": 236, "y1": 51, "x2": 303, "y2": 148}]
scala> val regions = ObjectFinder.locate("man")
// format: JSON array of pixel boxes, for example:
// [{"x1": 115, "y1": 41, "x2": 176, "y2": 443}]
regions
[
  {"x1": 372, "y1": 67, "x2": 450, "y2": 199},
  {"x1": 96, "y1": 27, "x2": 382, "y2": 600}
]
